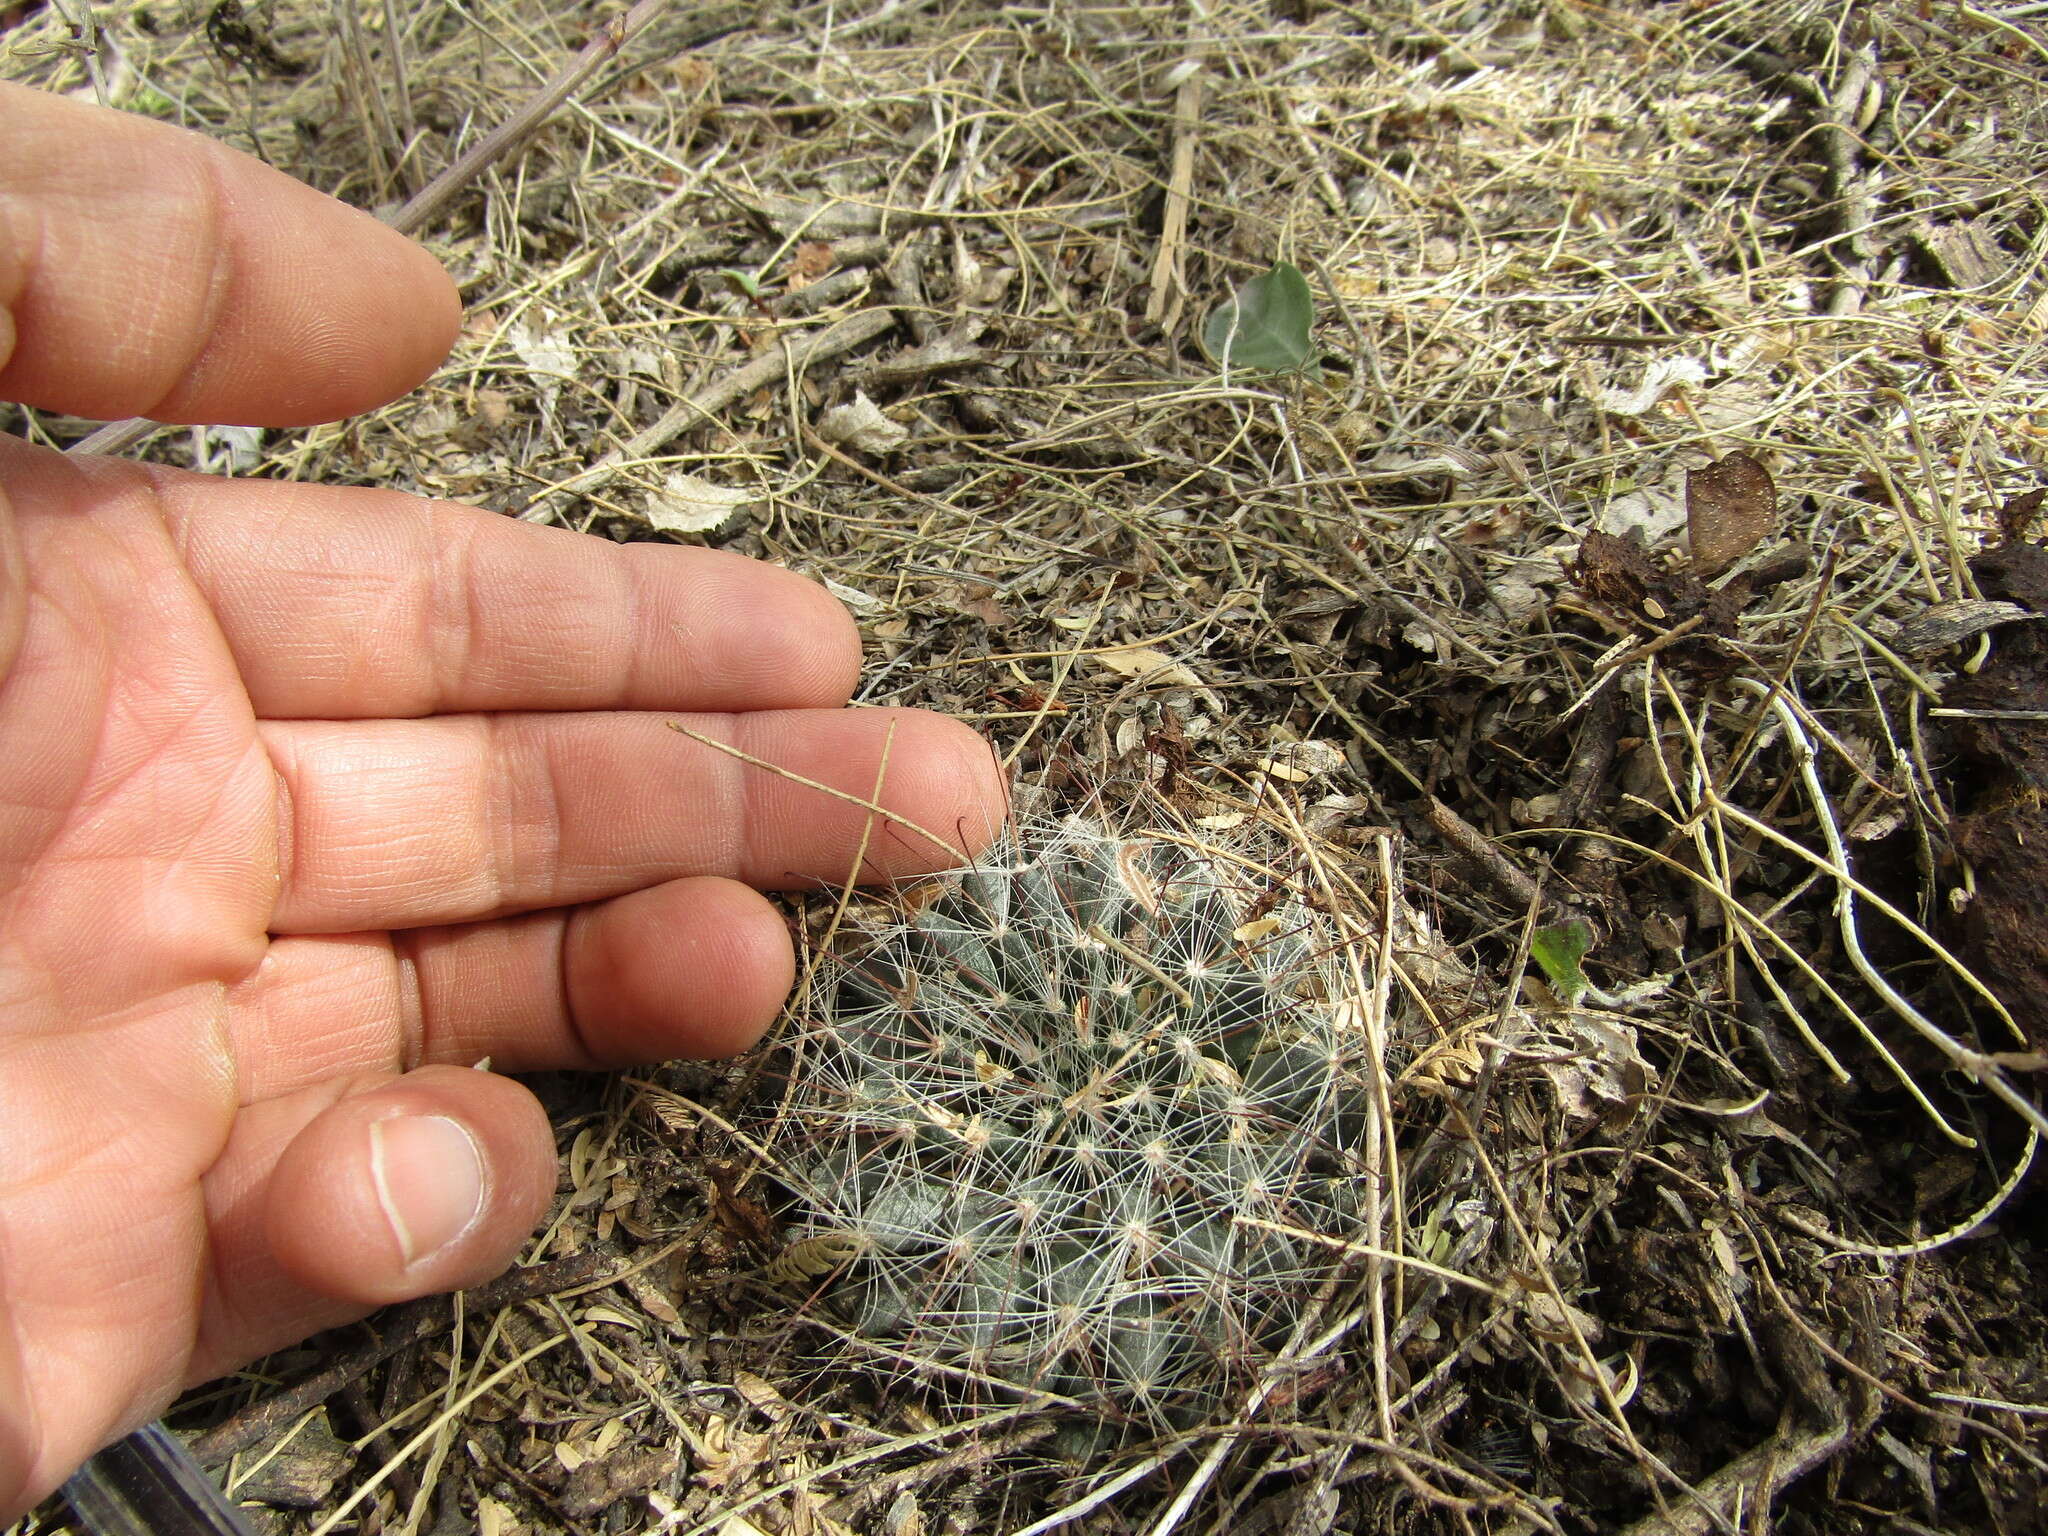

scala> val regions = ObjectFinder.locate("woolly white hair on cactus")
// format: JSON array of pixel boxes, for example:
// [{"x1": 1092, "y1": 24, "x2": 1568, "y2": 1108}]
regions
[{"x1": 773, "y1": 814, "x2": 1370, "y2": 1436}]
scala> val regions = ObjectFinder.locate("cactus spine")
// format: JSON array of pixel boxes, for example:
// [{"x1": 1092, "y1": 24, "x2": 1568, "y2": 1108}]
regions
[{"x1": 775, "y1": 816, "x2": 1369, "y2": 1430}]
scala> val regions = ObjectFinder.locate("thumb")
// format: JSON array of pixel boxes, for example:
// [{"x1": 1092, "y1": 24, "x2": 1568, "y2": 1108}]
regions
[
  {"x1": 194, "y1": 1066, "x2": 557, "y2": 1377},
  {"x1": 264, "y1": 1066, "x2": 557, "y2": 1306}
]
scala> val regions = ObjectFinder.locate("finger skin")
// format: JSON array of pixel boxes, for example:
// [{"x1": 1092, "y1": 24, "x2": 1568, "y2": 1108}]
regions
[
  {"x1": 0, "y1": 442, "x2": 863, "y2": 718},
  {"x1": 558, "y1": 876, "x2": 797, "y2": 1065},
  {"x1": 152, "y1": 466, "x2": 865, "y2": 717},
  {"x1": 0, "y1": 992, "x2": 244, "y2": 1515},
  {"x1": 194, "y1": 1067, "x2": 558, "y2": 1377},
  {"x1": 264, "y1": 705, "x2": 1004, "y2": 931},
  {"x1": 0, "y1": 1317, "x2": 27, "y2": 1532},
  {"x1": 0, "y1": 79, "x2": 1018, "y2": 1525},
  {"x1": 225, "y1": 876, "x2": 798, "y2": 1103},
  {"x1": 0, "y1": 81, "x2": 459, "y2": 426},
  {"x1": 0, "y1": 481, "x2": 22, "y2": 688}
]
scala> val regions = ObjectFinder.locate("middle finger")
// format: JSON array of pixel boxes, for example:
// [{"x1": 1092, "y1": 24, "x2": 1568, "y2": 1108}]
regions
[{"x1": 261, "y1": 706, "x2": 1001, "y2": 932}]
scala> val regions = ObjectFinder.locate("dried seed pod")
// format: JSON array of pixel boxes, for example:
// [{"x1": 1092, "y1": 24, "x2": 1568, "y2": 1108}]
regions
[{"x1": 765, "y1": 1230, "x2": 869, "y2": 1289}]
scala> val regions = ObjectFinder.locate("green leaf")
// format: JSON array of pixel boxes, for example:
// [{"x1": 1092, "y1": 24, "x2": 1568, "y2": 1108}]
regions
[
  {"x1": 1201, "y1": 262, "x2": 1315, "y2": 373},
  {"x1": 129, "y1": 86, "x2": 178, "y2": 118},
  {"x1": 717, "y1": 268, "x2": 765, "y2": 300},
  {"x1": 1529, "y1": 921, "x2": 1594, "y2": 1005}
]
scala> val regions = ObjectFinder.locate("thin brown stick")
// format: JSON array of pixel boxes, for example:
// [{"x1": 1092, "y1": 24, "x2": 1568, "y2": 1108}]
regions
[
  {"x1": 187, "y1": 1251, "x2": 615, "y2": 1465},
  {"x1": 391, "y1": 0, "x2": 678, "y2": 236},
  {"x1": 1144, "y1": 59, "x2": 1203, "y2": 331},
  {"x1": 66, "y1": 0, "x2": 731, "y2": 462},
  {"x1": 514, "y1": 309, "x2": 898, "y2": 523},
  {"x1": 1610, "y1": 1422, "x2": 1855, "y2": 1536},
  {"x1": 1425, "y1": 796, "x2": 1547, "y2": 916},
  {"x1": 665, "y1": 722, "x2": 967, "y2": 866}
]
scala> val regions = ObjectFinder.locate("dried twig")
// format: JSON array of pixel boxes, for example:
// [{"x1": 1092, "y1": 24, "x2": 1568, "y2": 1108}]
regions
[
  {"x1": 1143, "y1": 48, "x2": 1203, "y2": 331},
  {"x1": 66, "y1": 0, "x2": 719, "y2": 462},
  {"x1": 188, "y1": 1251, "x2": 615, "y2": 1465},
  {"x1": 1610, "y1": 1421, "x2": 1853, "y2": 1536},
  {"x1": 1425, "y1": 796, "x2": 1546, "y2": 916},
  {"x1": 513, "y1": 309, "x2": 898, "y2": 524}
]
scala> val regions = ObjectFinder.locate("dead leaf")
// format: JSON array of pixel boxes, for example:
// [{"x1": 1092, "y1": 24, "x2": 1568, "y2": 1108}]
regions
[
  {"x1": 1598, "y1": 476, "x2": 1689, "y2": 545},
  {"x1": 1535, "y1": 1013, "x2": 1651, "y2": 1122},
  {"x1": 883, "y1": 1489, "x2": 925, "y2": 1536},
  {"x1": 1253, "y1": 756, "x2": 1314, "y2": 784},
  {"x1": 1584, "y1": 355, "x2": 1707, "y2": 417},
  {"x1": 1404, "y1": 1034, "x2": 1484, "y2": 1091},
  {"x1": 1091, "y1": 647, "x2": 1201, "y2": 686},
  {"x1": 1253, "y1": 739, "x2": 1348, "y2": 784},
  {"x1": 643, "y1": 471, "x2": 755, "y2": 536},
  {"x1": 1686, "y1": 452, "x2": 1775, "y2": 576},
  {"x1": 506, "y1": 320, "x2": 579, "y2": 395},
  {"x1": 823, "y1": 577, "x2": 887, "y2": 615},
  {"x1": 953, "y1": 585, "x2": 1011, "y2": 627},
  {"x1": 816, "y1": 391, "x2": 909, "y2": 455},
  {"x1": 788, "y1": 240, "x2": 836, "y2": 287},
  {"x1": 562, "y1": 1445, "x2": 679, "y2": 1519},
  {"x1": 708, "y1": 1159, "x2": 780, "y2": 1253},
  {"x1": 733, "y1": 1370, "x2": 793, "y2": 1421},
  {"x1": 1515, "y1": 1283, "x2": 1604, "y2": 1346},
  {"x1": 689, "y1": 1414, "x2": 775, "y2": 1491},
  {"x1": 2000, "y1": 485, "x2": 2046, "y2": 545},
  {"x1": 475, "y1": 388, "x2": 512, "y2": 431}
]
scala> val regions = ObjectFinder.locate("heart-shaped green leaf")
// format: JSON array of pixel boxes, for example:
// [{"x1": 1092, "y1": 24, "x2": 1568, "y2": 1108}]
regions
[
  {"x1": 1530, "y1": 920, "x2": 1594, "y2": 1005},
  {"x1": 1202, "y1": 261, "x2": 1315, "y2": 373}
]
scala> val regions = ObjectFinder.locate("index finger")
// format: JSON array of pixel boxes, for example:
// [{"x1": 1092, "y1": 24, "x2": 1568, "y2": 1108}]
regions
[{"x1": 0, "y1": 80, "x2": 458, "y2": 427}]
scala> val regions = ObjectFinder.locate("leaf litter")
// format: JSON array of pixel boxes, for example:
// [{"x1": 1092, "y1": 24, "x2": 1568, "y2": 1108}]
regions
[{"x1": 7, "y1": 0, "x2": 2048, "y2": 1532}]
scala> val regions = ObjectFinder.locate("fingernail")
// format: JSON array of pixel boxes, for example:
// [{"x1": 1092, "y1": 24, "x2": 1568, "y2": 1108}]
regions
[{"x1": 369, "y1": 1115, "x2": 486, "y2": 1268}]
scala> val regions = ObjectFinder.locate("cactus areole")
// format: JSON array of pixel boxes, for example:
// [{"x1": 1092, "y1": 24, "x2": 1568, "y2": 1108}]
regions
[{"x1": 770, "y1": 817, "x2": 1374, "y2": 1437}]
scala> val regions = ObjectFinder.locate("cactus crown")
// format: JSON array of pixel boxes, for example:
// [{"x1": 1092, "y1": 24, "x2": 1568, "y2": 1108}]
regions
[{"x1": 775, "y1": 816, "x2": 1369, "y2": 1429}]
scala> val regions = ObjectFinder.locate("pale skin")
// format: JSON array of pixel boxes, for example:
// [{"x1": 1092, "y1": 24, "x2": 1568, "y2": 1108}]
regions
[{"x1": 0, "y1": 81, "x2": 1006, "y2": 1518}]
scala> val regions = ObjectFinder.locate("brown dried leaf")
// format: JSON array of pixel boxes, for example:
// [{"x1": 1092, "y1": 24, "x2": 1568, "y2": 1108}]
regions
[
  {"x1": 1892, "y1": 599, "x2": 2034, "y2": 657},
  {"x1": 689, "y1": 1414, "x2": 776, "y2": 1491},
  {"x1": 1091, "y1": 646, "x2": 1201, "y2": 686},
  {"x1": 954, "y1": 587, "x2": 1011, "y2": 628},
  {"x1": 733, "y1": 1370, "x2": 793, "y2": 1421},
  {"x1": 1686, "y1": 452, "x2": 1776, "y2": 576},
  {"x1": 561, "y1": 1446, "x2": 679, "y2": 1519},
  {"x1": 1999, "y1": 485, "x2": 2046, "y2": 546},
  {"x1": 709, "y1": 1160, "x2": 780, "y2": 1253},
  {"x1": 1570, "y1": 529, "x2": 1657, "y2": 613},
  {"x1": 788, "y1": 240, "x2": 836, "y2": 287}
]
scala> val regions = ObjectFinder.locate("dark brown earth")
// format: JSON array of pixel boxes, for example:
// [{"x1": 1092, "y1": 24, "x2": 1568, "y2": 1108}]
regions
[{"x1": 1947, "y1": 537, "x2": 2048, "y2": 1054}]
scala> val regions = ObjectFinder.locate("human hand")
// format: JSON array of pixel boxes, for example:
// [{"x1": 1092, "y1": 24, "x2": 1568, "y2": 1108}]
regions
[{"x1": 0, "y1": 81, "x2": 1004, "y2": 1518}]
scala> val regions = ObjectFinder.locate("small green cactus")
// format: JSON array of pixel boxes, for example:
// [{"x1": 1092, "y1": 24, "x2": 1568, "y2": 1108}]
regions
[{"x1": 770, "y1": 816, "x2": 1370, "y2": 1432}]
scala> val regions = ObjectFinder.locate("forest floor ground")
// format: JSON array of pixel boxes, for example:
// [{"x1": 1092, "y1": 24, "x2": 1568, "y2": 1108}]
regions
[{"x1": 8, "y1": 0, "x2": 2048, "y2": 1532}]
